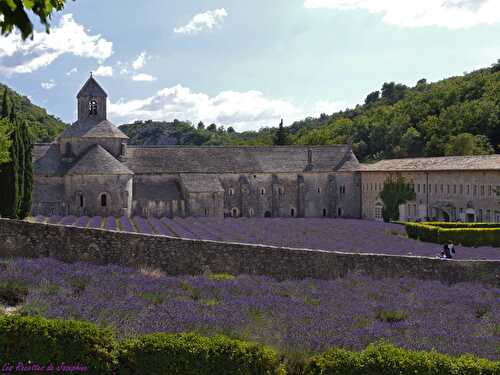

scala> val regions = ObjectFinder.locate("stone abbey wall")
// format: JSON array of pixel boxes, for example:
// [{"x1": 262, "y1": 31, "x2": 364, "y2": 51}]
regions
[{"x1": 0, "y1": 218, "x2": 497, "y2": 286}]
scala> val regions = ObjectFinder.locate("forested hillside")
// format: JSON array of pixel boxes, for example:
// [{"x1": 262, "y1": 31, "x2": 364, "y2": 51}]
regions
[
  {"x1": 120, "y1": 60, "x2": 500, "y2": 162},
  {"x1": 0, "y1": 84, "x2": 66, "y2": 143}
]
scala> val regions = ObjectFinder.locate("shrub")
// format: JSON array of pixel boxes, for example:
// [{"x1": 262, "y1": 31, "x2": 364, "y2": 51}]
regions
[
  {"x1": 0, "y1": 315, "x2": 116, "y2": 374},
  {"x1": 405, "y1": 222, "x2": 500, "y2": 247},
  {"x1": 305, "y1": 342, "x2": 500, "y2": 375},
  {"x1": 117, "y1": 332, "x2": 284, "y2": 375},
  {"x1": 0, "y1": 280, "x2": 30, "y2": 306}
]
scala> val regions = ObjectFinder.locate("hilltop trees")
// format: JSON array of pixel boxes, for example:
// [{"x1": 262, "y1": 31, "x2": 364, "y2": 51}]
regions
[
  {"x1": 0, "y1": 88, "x2": 33, "y2": 219},
  {"x1": 273, "y1": 119, "x2": 290, "y2": 146}
]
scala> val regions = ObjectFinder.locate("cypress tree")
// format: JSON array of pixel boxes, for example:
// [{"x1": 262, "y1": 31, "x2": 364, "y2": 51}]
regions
[
  {"x1": 19, "y1": 120, "x2": 33, "y2": 218},
  {"x1": 0, "y1": 120, "x2": 18, "y2": 219},
  {"x1": 1, "y1": 87, "x2": 9, "y2": 118},
  {"x1": 273, "y1": 119, "x2": 289, "y2": 146}
]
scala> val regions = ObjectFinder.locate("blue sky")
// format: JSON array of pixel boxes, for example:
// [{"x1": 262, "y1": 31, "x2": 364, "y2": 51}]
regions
[{"x1": 0, "y1": 0, "x2": 499, "y2": 131}]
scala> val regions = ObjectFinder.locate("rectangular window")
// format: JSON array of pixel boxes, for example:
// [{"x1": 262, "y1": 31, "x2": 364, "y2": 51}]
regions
[
  {"x1": 417, "y1": 184, "x2": 420, "y2": 193},
  {"x1": 440, "y1": 184, "x2": 443, "y2": 193},
  {"x1": 423, "y1": 184, "x2": 426, "y2": 193},
  {"x1": 447, "y1": 185, "x2": 450, "y2": 194},
  {"x1": 459, "y1": 185, "x2": 463, "y2": 195},
  {"x1": 428, "y1": 184, "x2": 431, "y2": 194},
  {"x1": 453, "y1": 185, "x2": 456, "y2": 194},
  {"x1": 488, "y1": 185, "x2": 492, "y2": 196},
  {"x1": 467, "y1": 185, "x2": 470, "y2": 195},
  {"x1": 481, "y1": 185, "x2": 485, "y2": 196},
  {"x1": 435, "y1": 184, "x2": 438, "y2": 194},
  {"x1": 473, "y1": 185, "x2": 477, "y2": 196}
]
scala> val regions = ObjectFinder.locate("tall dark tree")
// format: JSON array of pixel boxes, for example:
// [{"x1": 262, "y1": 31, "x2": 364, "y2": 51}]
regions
[
  {"x1": 364, "y1": 91, "x2": 380, "y2": 105},
  {"x1": 19, "y1": 120, "x2": 32, "y2": 218},
  {"x1": 273, "y1": 119, "x2": 289, "y2": 146},
  {"x1": 379, "y1": 175, "x2": 416, "y2": 222}
]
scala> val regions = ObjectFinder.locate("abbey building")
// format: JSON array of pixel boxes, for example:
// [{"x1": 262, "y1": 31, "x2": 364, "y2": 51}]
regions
[{"x1": 32, "y1": 76, "x2": 500, "y2": 222}]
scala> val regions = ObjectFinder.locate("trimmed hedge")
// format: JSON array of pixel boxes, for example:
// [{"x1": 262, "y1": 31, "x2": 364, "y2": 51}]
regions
[
  {"x1": 1, "y1": 316, "x2": 499, "y2": 374},
  {"x1": 305, "y1": 342, "x2": 500, "y2": 375},
  {"x1": 0, "y1": 315, "x2": 116, "y2": 374},
  {"x1": 117, "y1": 332, "x2": 284, "y2": 375},
  {"x1": 405, "y1": 222, "x2": 500, "y2": 247}
]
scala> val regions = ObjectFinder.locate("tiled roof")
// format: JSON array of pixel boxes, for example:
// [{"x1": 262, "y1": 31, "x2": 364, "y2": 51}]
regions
[
  {"x1": 33, "y1": 143, "x2": 67, "y2": 176},
  {"x1": 361, "y1": 154, "x2": 500, "y2": 172},
  {"x1": 133, "y1": 180, "x2": 182, "y2": 201},
  {"x1": 124, "y1": 145, "x2": 357, "y2": 174},
  {"x1": 59, "y1": 119, "x2": 128, "y2": 139},
  {"x1": 66, "y1": 144, "x2": 133, "y2": 176},
  {"x1": 77, "y1": 76, "x2": 107, "y2": 98}
]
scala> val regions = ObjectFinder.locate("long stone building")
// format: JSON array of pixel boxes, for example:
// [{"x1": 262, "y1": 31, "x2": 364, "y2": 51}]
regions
[{"x1": 32, "y1": 76, "x2": 500, "y2": 222}]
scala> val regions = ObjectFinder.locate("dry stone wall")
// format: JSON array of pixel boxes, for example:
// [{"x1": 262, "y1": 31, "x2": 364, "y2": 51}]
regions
[{"x1": 0, "y1": 218, "x2": 498, "y2": 286}]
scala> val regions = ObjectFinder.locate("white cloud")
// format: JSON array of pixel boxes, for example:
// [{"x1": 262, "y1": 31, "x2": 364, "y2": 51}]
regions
[
  {"x1": 132, "y1": 73, "x2": 156, "y2": 81},
  {"x1": 174, "y1": 8, "x2": 228, "y2": 35},
  {"x1": 132, "y1": 51, "x2": 149, "y2": 70},
  {"x1": 41, "y1": 79, "x2": 56, "y2": 90},
  {"x1": 66, "y1": 67, "x2": 78, "y2": 76},
  {"x1": 304, "y1": 0, "x2": 500, "y2": 28},
  {"x1": 108, "y1": 84, "x2": 301, "y2": 131},
  {"x1": 0, "y1": 14, "x2": 113, "y2": 76},
  {"x1": 93, "y1": 65, "x2": 113, "y2": 77},
  {"x1": 314, "y1": 100, "x2": 349, "y2": 114}
]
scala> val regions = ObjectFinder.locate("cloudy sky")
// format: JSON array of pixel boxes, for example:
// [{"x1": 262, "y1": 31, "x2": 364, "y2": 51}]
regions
[{"x1": 1, "y1": 0, "x2": 499, "y2": 131}]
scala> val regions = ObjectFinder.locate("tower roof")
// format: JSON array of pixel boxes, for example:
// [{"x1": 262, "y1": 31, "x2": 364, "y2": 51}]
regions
[
  {"x1": 77, "y1": 75, "x2": 107, "y2": 98},
  {"x1": 59, "y1": 119, "x2": 128, "y2": 139},
  {"x1": 66, "y1": 144, "x2": 133, "y2": 176}
]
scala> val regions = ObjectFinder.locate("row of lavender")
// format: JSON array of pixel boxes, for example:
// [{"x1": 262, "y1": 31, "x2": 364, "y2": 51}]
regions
[
  {"x1": 2, "y1": 256, "x2": 498, "y2": 360},
  {"x1": 31, "y1": 215, "x2": 499, "y2": 260}
]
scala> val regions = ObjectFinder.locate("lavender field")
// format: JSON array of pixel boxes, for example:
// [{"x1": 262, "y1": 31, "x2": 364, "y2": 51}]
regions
[
  {"x1": 31, "y1": 216, "x2": 499, "y2": 260},
  {"x1": 0, "y1": 257, "x2": 498, "y2": 360}
]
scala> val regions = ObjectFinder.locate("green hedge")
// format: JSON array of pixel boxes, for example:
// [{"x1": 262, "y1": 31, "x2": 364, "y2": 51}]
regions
[
  {"x1": 1, "y1": 316, "x2": 499, "y2": 374},
  {"x1": 0, "y1": 315, "x2": 116, "y2": 374},
  {"x1": 117, "y1": 332, "x2": 283, "y2": 375},
  {"x1": 305, "y1": 342, "x2": 500, "y2": 375},
  {"x1": 405, "y1": 222, "x2": 500, "y2": 247}
]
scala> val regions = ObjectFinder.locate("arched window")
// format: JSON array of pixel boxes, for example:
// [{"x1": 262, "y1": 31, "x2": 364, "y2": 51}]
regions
[
  {"x1": 100, "y1": 193, "x2": 107, "y2": 207},
  {"x1": 204, "y1": 208, "x2": 208, "y2": 216},
  {"x1": 89, "y1": 100, "x2": 98, "y2": 115},
  {"x1": 323, "y1": 208, "x2": 327, "y2": 217},
  {"x1": 260, "y1": 188, "x2": 265, "y2": 196},
  {"x1": 290, "y1": 208, "x2": 295, "y2": 217},
  {"x1": 228, "y1": 188, "x2": 234, "y2": 196},
  {"x1": 248, "y1": 208, "x2": 254, "y2": 217},
  {"x1": 317, "y1": 187, "x2": 321, "y2": 194},
  {"x1": 231, "y1": 207, "x2": 239, "y2": 217},
  {"x1": 79, "y1": 194, "x2": 84, "y2": 208}
]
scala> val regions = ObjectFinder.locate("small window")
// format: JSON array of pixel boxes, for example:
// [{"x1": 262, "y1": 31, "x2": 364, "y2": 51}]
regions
[
  {"x1": 417, "y1": 184, "x2": 420, "y2": 193},
  {"x1": 89, "y1": 100, "x2": 98, "y2": 115},
  {"x1": 460, "y1": 185, "x2": 463, "y2": 194},
  {"x1": 260, "y1": 188, "x2": 265, "y2": 196},
  {"x1": 323, "y1": 208, "x2": 327, "y2": 217},
  {"x1": 100, "y1": 194, "x2": 107, "y2": 207},
  {"x1": 204, "y1": 208, "x2": 208, "y2": 216},
  {"x1": 453, "y1": 185, "x2": 456, "y2": 194},
  {"x1": 317, "y1": 187, "x2": 321, "y2": 194},
  {"x1": 337, "y1": 207, "x2": 343, "y2": 217},
  {"x1": 473, "y1": 185, "x2": 477, "y2": 196},
  {"x1": 228, "y1": 188, "x2": 234, "y2": 196},
  {"x1": 79, "y1": 195, "x2": 84, "y2": 208},
  {"x1": 290, "y1": 208, "x2": 295, "y2": 217},
  {"x1": 231, "y1": 208, "x2": 239, "y2": 217},
  {"x1": 248, "y1": 208, "x2": 254, "y2": 217},
  {"x1": 481, "y1": 185, "x2": 485, "y2": 196}
]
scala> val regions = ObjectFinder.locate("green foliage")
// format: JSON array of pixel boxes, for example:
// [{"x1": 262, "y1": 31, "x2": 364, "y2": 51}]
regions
[
  {"x1": 0, "y1": 119, "x2": 11, "y2": 164},
  {"x1": 405, "y1": 222, "x2": 500, "y2": 247},
  {"x1": 0, "y1": 89, "x2": 34, "y2": 219},
  {"x1": 273, "y1": 119, "x2": 290, "y2": 146},
  {"x1": 0, "y1": 0, "x2": 71, "y2": 40},
  {"x1": 117, "y1": 332, "x2": 283, "y2": 375},
  {"x1": 379, "y1": 175, "x2": 416, "y2": 222},
  {"x1": 208, "y1": 273, "x2": 236, "y2": 281},
  {"x1": 0, "y1": 280, "x2": 29, "y2": 306},
  {"x1": 444, "y1": 132, "x2": 494, "y2": 156},
  {"x1": 0, "y1": 315, "x2": 116, "y2": 374},
  {"x1": 305, "y1": 342, "x2": 500, "y2": 375},
  {"x1": 375, "y1": 310, "x2": 408, "y2": 323},
  {"x1": 0, "y1": 85, "x2": 65, "y2": 143}
]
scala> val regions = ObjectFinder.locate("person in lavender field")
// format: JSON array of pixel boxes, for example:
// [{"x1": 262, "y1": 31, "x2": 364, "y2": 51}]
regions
[{"x1": 441, "y1": 243, "x2": 454, "y2": 259}]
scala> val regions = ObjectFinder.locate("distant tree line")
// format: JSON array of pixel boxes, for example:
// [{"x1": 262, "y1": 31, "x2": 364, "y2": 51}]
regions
[{"x1": 0, "y1": 88, "x2": 33, "y2": 219}]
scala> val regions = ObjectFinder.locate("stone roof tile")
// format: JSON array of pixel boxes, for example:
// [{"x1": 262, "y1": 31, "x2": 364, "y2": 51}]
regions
[
  {"x1": 59, "y1": 119, "x2": 128, "y2": 139},
  {"x1": 66, "y1": 144, "x2": 133, "y2": 176},
  {"x1": 180, "y1": 174, "x2": 224, "y2": 193},
  {"x1": 361, "y1": 154, "x2": 500, "y2": 172}
]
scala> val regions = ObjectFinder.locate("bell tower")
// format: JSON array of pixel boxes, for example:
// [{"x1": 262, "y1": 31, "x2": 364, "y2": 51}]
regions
[{"x1": 77, "y1": 73, "x2": 107, "y2": 123}]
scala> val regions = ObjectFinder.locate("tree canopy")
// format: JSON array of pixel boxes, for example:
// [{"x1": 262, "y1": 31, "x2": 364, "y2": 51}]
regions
[{"x1": 0, "y1": 0, "x2": 71, "y2": 40}]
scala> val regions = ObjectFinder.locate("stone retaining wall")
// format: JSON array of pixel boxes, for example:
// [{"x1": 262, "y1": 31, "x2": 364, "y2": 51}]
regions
[{"x1": 0, "y1": 218, "x2": 498, "y2": 286}]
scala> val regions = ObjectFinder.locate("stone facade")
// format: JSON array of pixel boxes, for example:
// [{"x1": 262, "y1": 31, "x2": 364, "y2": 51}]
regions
[
  {"x1": 32, "y1": 76, "x2": 362, "y2": 219},
  {"x1": 361, "y1": 161, "x2": 500, "y2": 222},
  {"x1": 31, "y1": 76, "x2": 500, "y2": 222},
  {"x1": 0, "y1": 218, "x2": 498, "y2": 286}
]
